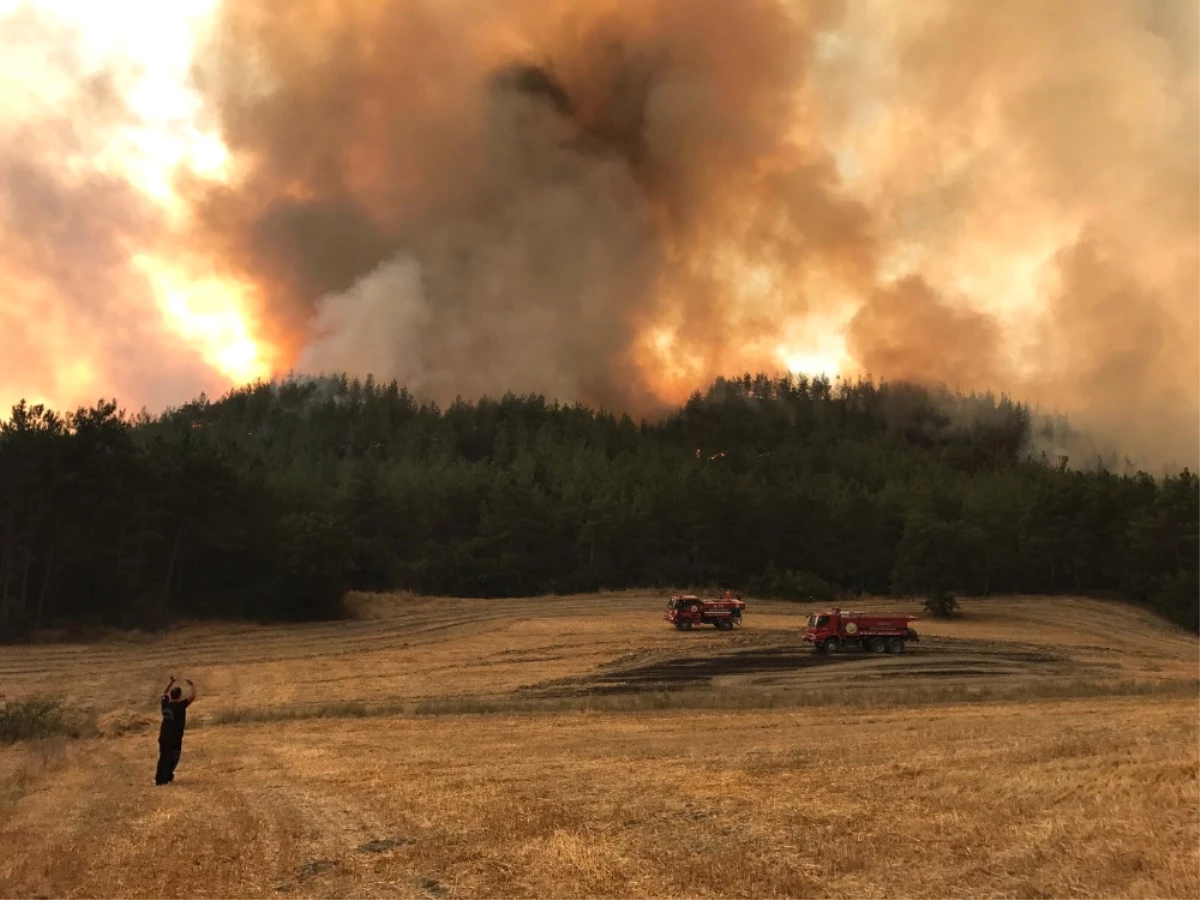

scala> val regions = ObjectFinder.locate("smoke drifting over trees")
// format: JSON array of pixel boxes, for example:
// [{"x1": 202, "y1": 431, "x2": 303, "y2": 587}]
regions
[
  {"x1": 0, "y1": 9, "x2": 226, "y2": 410},
  {"x1": 1, "y1": 0, "x2": 1196, "y2": 468},
  {"x1": 3, "y1": 375, "x2": 1197, "y2": 638},
  {"x1": 186, "y1": 0, "x2": 869, "y2": 418}
]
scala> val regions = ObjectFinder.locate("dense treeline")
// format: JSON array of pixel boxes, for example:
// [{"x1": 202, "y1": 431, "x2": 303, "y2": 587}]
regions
[{"x1": 1, "y1": 373, "x2": 1196, "y2": 638}]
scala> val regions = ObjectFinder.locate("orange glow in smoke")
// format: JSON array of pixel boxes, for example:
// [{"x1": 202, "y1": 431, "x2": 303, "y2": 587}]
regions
[
  {"x1": 134, "y1": 255, "x2": 272, "y2": 386},
  {"x1": 633, "y1": 325, "x2": 706, "y2": 407},
  {"x1": 0, "y1": 0, "x2": 270, "y2": 412},
  {"x1": 779, "y1": 349, "x2": 844, "y2": 379}
]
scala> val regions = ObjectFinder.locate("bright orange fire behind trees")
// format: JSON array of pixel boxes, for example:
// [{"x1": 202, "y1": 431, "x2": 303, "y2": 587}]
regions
[
  {"x1": 0, "y1": 0, "x2": 271, "y2": 415},
  {"x1": 132, "y1": 255, "x2": 274, "y2": 386},
  {"x1": 180, "y1": 0, "x2": 884, "y2": 421},
  {"x1": 1, "y1": 0, "x2": 1196, "y2": 469}
]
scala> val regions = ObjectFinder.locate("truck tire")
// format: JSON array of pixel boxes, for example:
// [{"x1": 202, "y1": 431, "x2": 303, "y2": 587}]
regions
[
  {"x1": 867, "y1": 637, "x2": 887, "y2": 653},
  {"x1": 716, "y1": 618, "x2": 733, "y2": 631},
  {"x1": 822, "y1": 638, "x2": 840, "y2": 654},
  {"x1": 886, "y1": 637, "x2": 905, "y2": 654},
  {"x1": 678, "y1": 619, "x2": 693, "y2": 631}
]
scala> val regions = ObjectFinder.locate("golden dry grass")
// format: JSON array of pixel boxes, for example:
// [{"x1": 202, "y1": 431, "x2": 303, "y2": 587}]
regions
[{"x1": 1, "y1": 592, "x2": 1197, "y2": 899}]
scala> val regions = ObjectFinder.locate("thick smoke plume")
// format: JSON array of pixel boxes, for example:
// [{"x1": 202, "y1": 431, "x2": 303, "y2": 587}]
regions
[
  {"x1": 0, "y1": 8, "x2": 226, "y2": 413},
  {"x1": 186, "y1": 0, "x2": 867, "y2": 417},
  {"x1": 826, "y1": 0, "x2": 1199, "y2": 469},
  {"x1": 1, "y1": 0, "x2": 1196, "y2": 469}
]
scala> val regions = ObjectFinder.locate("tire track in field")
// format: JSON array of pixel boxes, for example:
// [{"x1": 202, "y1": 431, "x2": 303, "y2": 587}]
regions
[
  {"x1": 0, "y1": 596, "x2": 619, "y2": 683},
  {"x1": 0, "y1": 596, "x2": 659, "y2": 723},
  {"x1": 0, "y1": 614, "x2": 497, "y2": 679}
]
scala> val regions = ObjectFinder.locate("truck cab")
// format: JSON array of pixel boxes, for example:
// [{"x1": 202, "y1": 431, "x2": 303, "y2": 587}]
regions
[
  {"x1": 806, "y1": 611, "x2": 834, "y2": 636},
  {"x1": 804, "y1": 611, "x2": 843, "y2": 650}
]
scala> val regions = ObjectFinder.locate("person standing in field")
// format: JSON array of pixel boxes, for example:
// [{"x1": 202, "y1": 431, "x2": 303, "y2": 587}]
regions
[{"x1": 156, "y1": 675, "x2": 196, "y2": 786}]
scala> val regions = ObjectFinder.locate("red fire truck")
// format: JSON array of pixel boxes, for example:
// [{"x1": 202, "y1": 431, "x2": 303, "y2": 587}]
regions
[
  {"x1": 803, "y1": 607, "x2": 919, "y2": 654},
  {"x1": 665, "y1": 592, "x2": 745, "y2": 631}
]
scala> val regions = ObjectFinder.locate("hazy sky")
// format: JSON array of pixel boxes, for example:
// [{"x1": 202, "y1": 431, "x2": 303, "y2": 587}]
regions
[{"x1": 0, "y1": 0, "x2": 1196, "y2": 468}]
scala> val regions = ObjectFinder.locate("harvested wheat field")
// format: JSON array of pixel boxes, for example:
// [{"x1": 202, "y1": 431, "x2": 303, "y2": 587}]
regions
[{"x1": 1, "y1": 593, "x2": 1197, "y2": 899}]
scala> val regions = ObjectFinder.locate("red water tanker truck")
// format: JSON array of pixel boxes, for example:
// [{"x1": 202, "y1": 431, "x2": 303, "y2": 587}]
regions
[
  {"x1": 803, "y1": 607, "x2": 919, "y2": 654},
  {"x1": 665, "y1": 592, "x2": 745, "y2": 631}
]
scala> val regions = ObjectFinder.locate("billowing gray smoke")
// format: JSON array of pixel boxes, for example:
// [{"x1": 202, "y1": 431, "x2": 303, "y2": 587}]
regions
[
  {"x1": 1, "y1": 0, "x2": 1194, "y2": 470},
  {"x1": 186, "y1": 0, "x2": 874, "y2": 418}
]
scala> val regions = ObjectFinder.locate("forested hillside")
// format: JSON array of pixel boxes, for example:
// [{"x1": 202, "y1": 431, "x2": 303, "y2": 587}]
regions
[{"x1": 1, "y1": 373, "x2": 1196, "y2": 638}]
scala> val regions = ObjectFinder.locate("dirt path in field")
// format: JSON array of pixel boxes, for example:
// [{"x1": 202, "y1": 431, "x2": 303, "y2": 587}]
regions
[
  {"x1": 2, "y1": 695, "x2": 1197, "y2": 899},
  {"x1": 0, "y1": 729, "x2": 428, "y2": 899}
]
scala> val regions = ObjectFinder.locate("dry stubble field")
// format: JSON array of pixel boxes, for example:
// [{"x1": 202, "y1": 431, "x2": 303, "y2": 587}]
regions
[{"x1": 1, "y1": 592, "x2": 1197, "y2": 899}]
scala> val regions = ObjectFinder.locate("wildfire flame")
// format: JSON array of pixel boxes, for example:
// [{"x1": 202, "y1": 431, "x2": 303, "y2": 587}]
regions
[
  {"x1": 132, "y1": 255, "x2": 271, "y2": 386},
  {"x1": 0, "y1": 0, "x2": 266, "y2": 413},
  {"x1": 0, "y1": 0, "x2": 1194, "y2": 469}
]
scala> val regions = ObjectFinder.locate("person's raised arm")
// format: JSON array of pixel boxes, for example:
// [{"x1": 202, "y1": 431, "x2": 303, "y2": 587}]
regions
[
  {"x1": 162, "y1": 675, "x2": 176, "y2": 699},
  {"x1": 185, "y1": 679, "x2": 197, "y2": 703}
]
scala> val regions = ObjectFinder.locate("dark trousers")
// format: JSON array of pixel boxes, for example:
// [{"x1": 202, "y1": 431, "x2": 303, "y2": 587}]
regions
[{"x1": 156, "y1": 737, "x2": 183, "y2": 785}]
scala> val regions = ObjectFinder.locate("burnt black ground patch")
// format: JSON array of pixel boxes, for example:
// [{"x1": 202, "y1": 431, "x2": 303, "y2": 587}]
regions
[
  {"x1": 529, "y1": 646, "x2": 878, "y2": 695},
  {"x1": 358, "y1": 838, "x2": 409, "y2": 853},
  {"x1": 599, "y1": 647, "x2": 873, "y2": 685},
  {"x1": 298, "y1": 859, "x2": 337, "y2": 880},
  {"x1": 526, "y1": 635, "x2": 1076, "y2": 697}
]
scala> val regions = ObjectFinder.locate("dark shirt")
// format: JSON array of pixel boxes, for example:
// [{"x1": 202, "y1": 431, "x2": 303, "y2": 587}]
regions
[{"x1": 159, "y1": 696, "x2": 191, "y2": 743}]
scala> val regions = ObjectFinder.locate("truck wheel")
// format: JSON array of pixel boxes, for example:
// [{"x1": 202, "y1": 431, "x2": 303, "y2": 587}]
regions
[
  {"x1": 678, "y1": 619, "x2": 693, "y2": 631},
  {"x1": 716, "y1": 619, "x2": 732, "y2": 631},
  {"x1": 822, "y1": 638, "x2": 840, "y2": 654},
  {"x1": 887, "y1": 638, "x2": 905, "y2": 654},
  {"x1": 868, "y1": 637, "x2": 887, "y2": 653}
]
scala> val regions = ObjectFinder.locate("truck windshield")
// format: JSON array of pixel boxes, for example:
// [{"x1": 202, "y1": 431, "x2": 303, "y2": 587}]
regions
[{"x1": 809, "y1": 615, "x2": 830, "y2": 628}]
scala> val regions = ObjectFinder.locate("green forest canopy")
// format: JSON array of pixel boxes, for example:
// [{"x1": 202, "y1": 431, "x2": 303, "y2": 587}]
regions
[{"x1": 0, "y1": 372, "x2": 1196, "y2": 638}]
